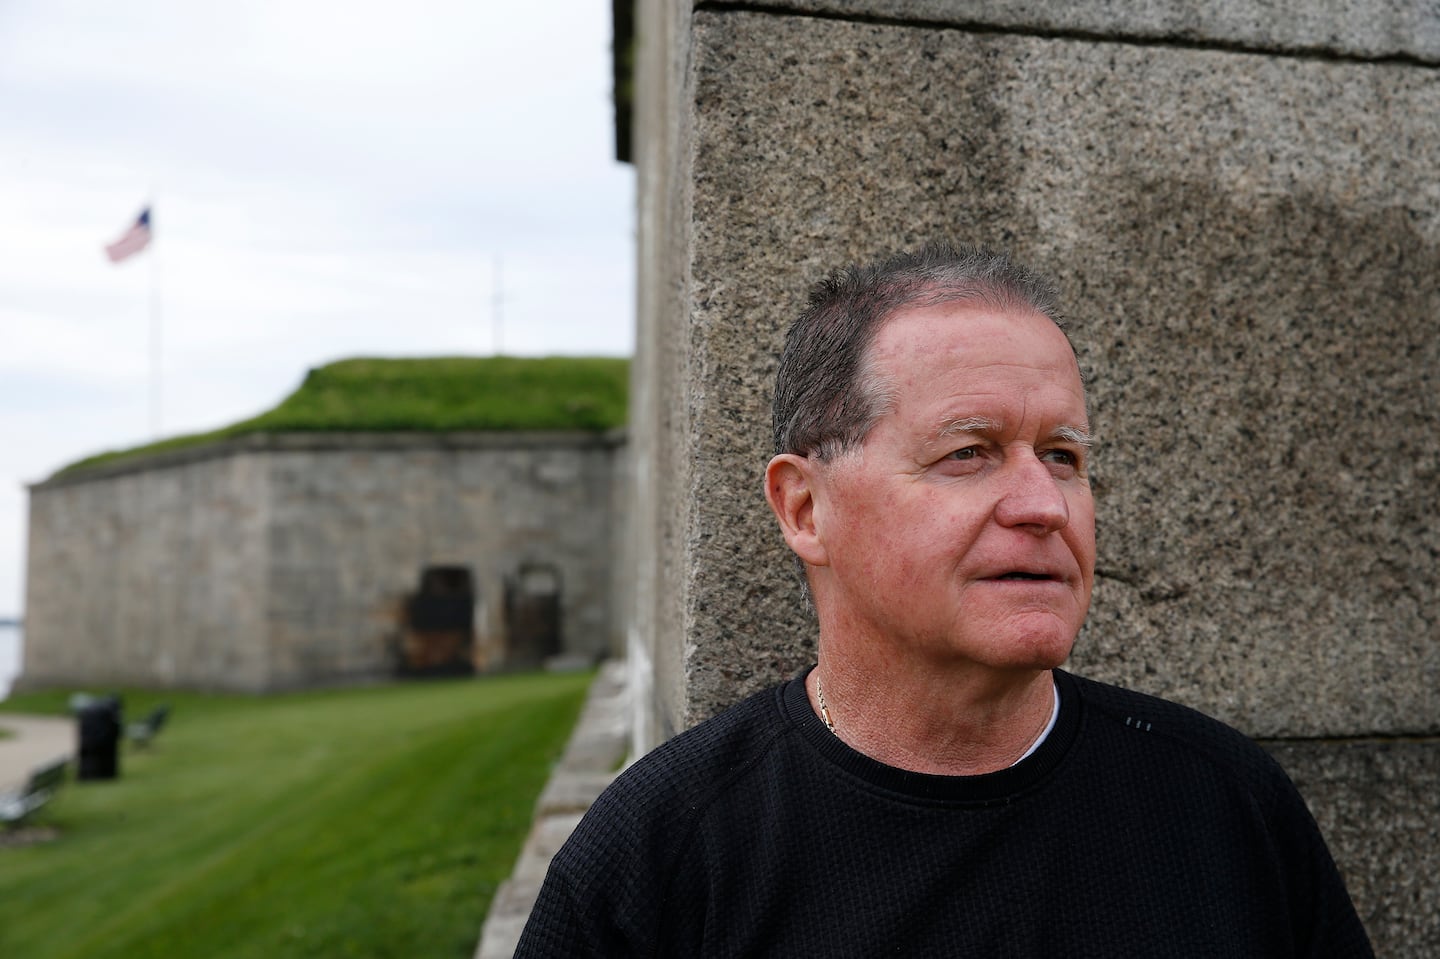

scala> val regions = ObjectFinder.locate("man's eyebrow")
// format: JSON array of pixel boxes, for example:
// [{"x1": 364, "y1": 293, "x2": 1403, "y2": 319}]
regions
[
  {"x1": 1052, "y1": 425, "x2": 1094, "y2": 448},
  {"x1": 932, "y1": 417, "x2": 1093, "y2": 448},
  {"x1": 936, "y1": 416, "x2": 1000, "y2": 439}
]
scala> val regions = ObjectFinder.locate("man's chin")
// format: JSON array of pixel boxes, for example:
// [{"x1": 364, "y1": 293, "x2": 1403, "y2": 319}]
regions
[
  {"x1": 893, "y1": 608, "x2": 1083, "y2": 672},
  {"x1": 982, "y1": 630, "x2": 1076, "y2": 672},
  {"x1": 925, "y1": 635, "x2": 1074, "y2": 675}
]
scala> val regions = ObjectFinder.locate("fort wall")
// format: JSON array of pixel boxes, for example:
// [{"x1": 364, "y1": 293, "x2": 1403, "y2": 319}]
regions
[{"x1": 23, "y1": 431, "x2": 624, "y2": 692}]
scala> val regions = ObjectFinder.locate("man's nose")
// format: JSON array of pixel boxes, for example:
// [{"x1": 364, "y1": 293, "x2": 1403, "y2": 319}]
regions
[{"x1": 992, "y1": 450, "x2": 1070, "y2": 533}]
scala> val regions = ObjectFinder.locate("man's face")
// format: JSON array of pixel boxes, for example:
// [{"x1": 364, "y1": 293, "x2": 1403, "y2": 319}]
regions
[{"x1": 806, "y1": 301, "x2": 1095, "y2": 672}]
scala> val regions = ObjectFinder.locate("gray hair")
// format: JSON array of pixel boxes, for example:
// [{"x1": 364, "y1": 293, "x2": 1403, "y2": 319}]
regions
[{"x1": 772, "y1": 241, "x2": 1067, "y2": 460}]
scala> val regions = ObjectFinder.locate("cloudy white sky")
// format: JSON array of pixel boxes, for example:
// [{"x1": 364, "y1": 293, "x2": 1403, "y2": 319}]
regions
[{"x1": 0, "y1": 0, "x2": 636, "y2": 618}]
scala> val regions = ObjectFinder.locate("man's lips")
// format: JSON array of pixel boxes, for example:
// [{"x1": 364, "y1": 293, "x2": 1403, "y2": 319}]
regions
[{"x1": 978, "y1": 569, "x2": 1066, "y2": 583}]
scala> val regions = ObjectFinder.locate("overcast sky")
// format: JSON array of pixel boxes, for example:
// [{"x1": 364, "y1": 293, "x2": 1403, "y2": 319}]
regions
[{"x1": 0, "y1": 0, "x2": 636, "y2": 618}]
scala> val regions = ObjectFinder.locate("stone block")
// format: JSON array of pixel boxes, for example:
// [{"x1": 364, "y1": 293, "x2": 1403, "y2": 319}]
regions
[
  {"x1": 1263, "y1": 739, "x2": 1440, "y2": 955},
  {"x1": 701, "y1": 0, "x2": 1440, "y2": 62},
  {"x1": 631, "y1": 3, "x2": 1439, "y2": 953},
  {"x1": 675, "y1": 10, "x2": 1439, "y2": 741},
  {"x1": 513, "y1": 812, "x2": 586, "y2": 882},
  {"x1": 536, "y1": 771, "x2": 619, "y2": 816},
  {"x1": 475, "y1": 877, "x2": 538, "y2": 959}
]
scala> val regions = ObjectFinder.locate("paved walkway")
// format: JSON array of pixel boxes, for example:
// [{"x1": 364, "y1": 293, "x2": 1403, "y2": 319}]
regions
[
  {"x1": 475, "y1": 660, "x2": 631, "y2": 959},
  {"x1": 0, "y1": 713, "x2": 74, "y2": 793}
]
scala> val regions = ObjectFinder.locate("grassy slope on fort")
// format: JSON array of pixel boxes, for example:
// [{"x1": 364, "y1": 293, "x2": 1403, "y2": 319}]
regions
[
  {"x1": 58, "y1": 355, "x2": 630, "y2": 477},
  {"x1": 0, "y1": 671, "x2": 590, "y2": 959}
]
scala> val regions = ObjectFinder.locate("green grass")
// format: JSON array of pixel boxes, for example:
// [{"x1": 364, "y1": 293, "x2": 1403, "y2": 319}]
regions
[
  {"x1": 0, "y1": 671, "x2": 591, "y2": 959},
  {"x1": 56, "y1": 355, "x2": 630, "y2": 477}
]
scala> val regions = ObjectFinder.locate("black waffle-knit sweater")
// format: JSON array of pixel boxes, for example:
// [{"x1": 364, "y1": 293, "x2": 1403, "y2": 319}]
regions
[{"x1": 515, "y1": 668, "x2": 1372, "y2": 957}]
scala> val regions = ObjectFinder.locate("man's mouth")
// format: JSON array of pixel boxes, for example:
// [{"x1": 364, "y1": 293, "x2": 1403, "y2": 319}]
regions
[{"x1": 993, "y1": 571, "x2": 1055, "y2": 581}]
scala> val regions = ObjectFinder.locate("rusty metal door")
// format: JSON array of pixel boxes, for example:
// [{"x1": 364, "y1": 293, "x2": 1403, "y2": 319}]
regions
[{"x1": 504, "y1": 563, "x2": 562, "y2": 666}]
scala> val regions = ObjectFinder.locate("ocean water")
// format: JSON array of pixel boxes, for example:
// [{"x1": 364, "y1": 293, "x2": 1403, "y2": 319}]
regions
[{"x1": 0, "y1": 622, "x2": 21, "y2": 700}]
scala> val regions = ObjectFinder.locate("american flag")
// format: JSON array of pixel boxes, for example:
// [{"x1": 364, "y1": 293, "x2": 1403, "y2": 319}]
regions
[{"x1": 104, "y1": 207, "x2": 152, "y2": 263}]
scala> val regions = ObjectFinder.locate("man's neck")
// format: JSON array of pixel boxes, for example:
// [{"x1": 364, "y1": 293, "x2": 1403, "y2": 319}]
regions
[{"x1": 808, "y1": 654, "x2": 1059, "y2": 776}]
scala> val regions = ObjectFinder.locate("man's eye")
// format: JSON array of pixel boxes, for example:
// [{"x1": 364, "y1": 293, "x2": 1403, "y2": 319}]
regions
[
  {"x1": 947, "y1": 447, "x2": 979, "y2": 461},
  {"x1": 1042, "y1": 449, "x2": 1079, "y2": 468}
]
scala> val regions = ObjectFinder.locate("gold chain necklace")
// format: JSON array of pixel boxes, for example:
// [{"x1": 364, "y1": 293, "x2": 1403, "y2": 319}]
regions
[
  {"x1": 815, "y1": 674, "x2": 836, "y2": 734},
  {"x1": 815, "y1": 673, "x2": 1057, "y2": 761}
]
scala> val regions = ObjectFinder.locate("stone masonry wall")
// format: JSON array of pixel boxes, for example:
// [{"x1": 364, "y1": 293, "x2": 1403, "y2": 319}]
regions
[
  {"x1": 23, "y1": 452, "x2": 272, "y2": 689},
  {"x1": 23, "y1": 431, "x2": 623, "y2": 692},
  {"x1": 628, "y1": 1, "x2": 1439, "y2": 951},
  {"x1": 262, "y1": 436, "x2": 621, "y2": 683}
]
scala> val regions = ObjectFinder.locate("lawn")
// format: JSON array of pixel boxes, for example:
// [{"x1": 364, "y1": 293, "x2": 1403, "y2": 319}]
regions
[{"x1": 0, "y1": 671, "x2": 591, "y2": 958}]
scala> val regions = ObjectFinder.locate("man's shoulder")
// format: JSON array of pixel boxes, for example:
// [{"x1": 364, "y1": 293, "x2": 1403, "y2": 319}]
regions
[
  {"x1": 1067, "y1": 671, "x2": 1295, "y2": 801},
  {"x1": 519, "y1": 681, "x2": 801, "y2": 956}
]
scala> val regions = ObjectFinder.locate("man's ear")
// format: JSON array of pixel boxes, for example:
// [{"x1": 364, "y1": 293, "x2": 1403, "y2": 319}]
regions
[{"x1": 764, "y1": 453, "x2": 829, "y2": 567}]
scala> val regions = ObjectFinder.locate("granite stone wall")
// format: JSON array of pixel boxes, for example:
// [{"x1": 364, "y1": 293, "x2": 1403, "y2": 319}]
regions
[
  {"x1": 627, "y1": 0, "x2": 699, "y2": 748},
  {"x1": 23, "y1": 432, "x2": 624, "y2": 692},
  {"x1": 24, "y1": 451, "x2": 272, "y2": 690},
  {"x1": 627, "y1": 1, "x2": 1439, "y2": 951}
]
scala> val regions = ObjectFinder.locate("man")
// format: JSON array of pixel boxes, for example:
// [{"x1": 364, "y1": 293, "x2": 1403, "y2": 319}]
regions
[{"x1": 516, "y1": 243, "x2": 1372, "y2": 956}]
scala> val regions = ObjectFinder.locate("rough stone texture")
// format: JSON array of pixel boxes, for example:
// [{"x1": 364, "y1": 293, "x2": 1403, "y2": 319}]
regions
[
  {"x1": 1262, "y1": 739, "x2": 1440, "y2": 957},
  {"x1": 625, "y1": 0, "x2": 700, "y2": 748},
  {"x1": 673, "y1": 11, "x2": 1440, "y2": 739},
  {"x1": 22, "y1": 432, "x2": 624, "y2": 691},
  {"x1": 626, "y1": 5, "x2": 1440, "y2": 950},
  {"x1": 23, "y1": 452, "x2": 272, "y2": 689},
  {"x1": 703, "y1": 0, "x2": 1440, "y2": 63}
]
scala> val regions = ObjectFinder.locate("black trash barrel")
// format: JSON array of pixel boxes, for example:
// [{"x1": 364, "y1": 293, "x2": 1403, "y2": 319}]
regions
[{"x1": 77, "y1": 696, "x2": 122, "y2": 780}]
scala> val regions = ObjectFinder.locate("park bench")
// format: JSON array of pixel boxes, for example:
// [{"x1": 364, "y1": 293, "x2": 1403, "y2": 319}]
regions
[
  {"x1": 0, "y1": 758, "x2": 68, "y2": 827},
  {"x1": 126, "y1": 704, "x2": 170, "y2": 748}
]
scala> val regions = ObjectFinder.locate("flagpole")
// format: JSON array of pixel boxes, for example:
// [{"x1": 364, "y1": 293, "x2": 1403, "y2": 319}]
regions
[
  {"x1": 148, "y1": 207, "x2": 162, "y2": 438},
  {"x1": 493, "y1": 253, "x2": 503, "y2": 356},
  {"x1": 104, "y1": 203, "x2": 159, "y2": 434}
]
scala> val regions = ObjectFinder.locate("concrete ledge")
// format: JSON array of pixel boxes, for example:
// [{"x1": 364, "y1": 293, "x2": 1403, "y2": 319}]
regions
[
  {"x1": 475, "y1": 661, "x2": 630, "y2": 959},
  {"x1": 536, "y1": 771, "x2": 623, "y2": 816},
  {"x1": 700, "y1": 0, "x2": 1440, "y2": 63}
]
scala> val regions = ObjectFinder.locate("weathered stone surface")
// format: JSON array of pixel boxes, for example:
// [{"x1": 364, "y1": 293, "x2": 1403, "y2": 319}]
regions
[
  {"x1": 701, "y1": 0, "x2": 1440, "y2": 62},
  {"x1": 23, "y1": 432, "x2": 624, "y2": 691},
  {"x1": 1263, "y1": 739, "x2": 1440, "y2": 955},
  {"x1": 626, "y1": 0, "x2": 701, "y2": 748},
  {"x1": 23, "y1": 452, "x2": 272, "y2": 689},
  {"x1": 675, "y1": 11, "x2": 1439, "y2": 740},
  {"x1": 629, "y1": 4, "x2": 1439, "y2": 954}
]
